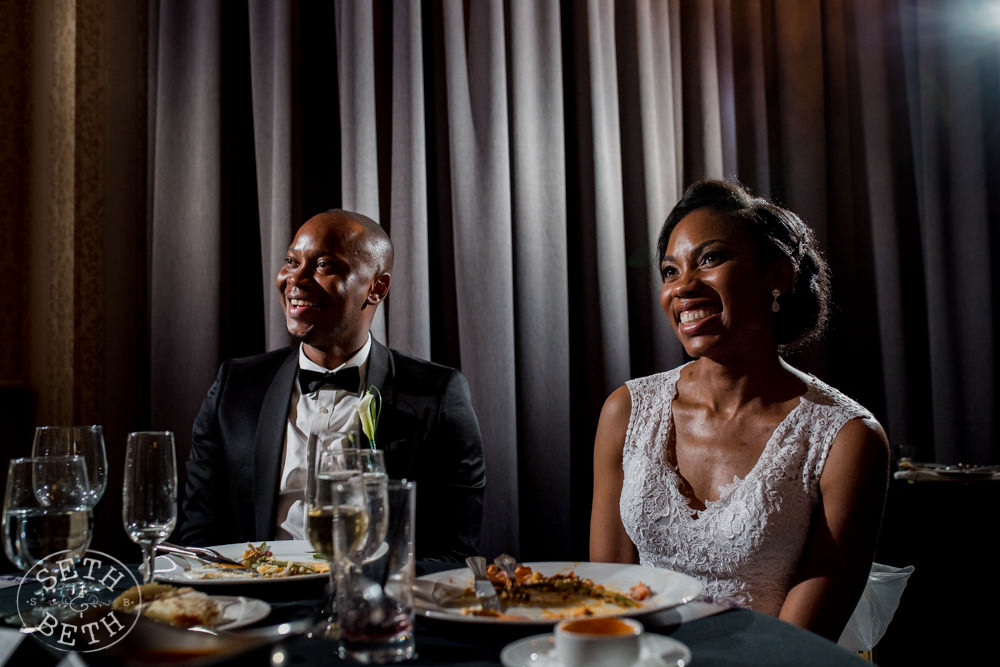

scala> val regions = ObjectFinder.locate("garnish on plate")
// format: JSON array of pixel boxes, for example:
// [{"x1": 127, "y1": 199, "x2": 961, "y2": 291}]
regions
[
  {"x1": 460, "y1": 562, "x2": 652, "y2": 619},
  {"x1": 191, "y1": 542, "x2": 329, "y2": 579}
]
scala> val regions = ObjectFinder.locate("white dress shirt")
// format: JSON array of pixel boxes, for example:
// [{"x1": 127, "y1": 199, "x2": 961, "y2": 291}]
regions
[{"x1": 274, "y1": 335, "x2": 371, "y2": 539}]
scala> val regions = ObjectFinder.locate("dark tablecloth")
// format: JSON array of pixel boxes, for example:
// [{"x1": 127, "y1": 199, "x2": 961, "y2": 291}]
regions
[{"x1": 0, "y1": 579, "x2": 866, "y2": 667}]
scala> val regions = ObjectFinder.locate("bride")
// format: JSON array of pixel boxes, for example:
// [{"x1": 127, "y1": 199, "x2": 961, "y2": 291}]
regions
[{"x1": 590, "y1": 179, "x2": 889, "y2": 640}]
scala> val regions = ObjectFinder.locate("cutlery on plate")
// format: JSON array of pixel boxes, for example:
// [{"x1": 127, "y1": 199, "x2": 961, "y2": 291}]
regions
[
  {"x1": 411, "y1": 579, "x2": 471, "y2": 607},
  {"x1": 156, "y1": 543, "x2": 248, "y2": 568},
  {"x1": 465, "y1": 556, "x2": 501, "y2": 612},
  {"x1": 493, "y1": 553, "x2": 518, "y2": 583}
]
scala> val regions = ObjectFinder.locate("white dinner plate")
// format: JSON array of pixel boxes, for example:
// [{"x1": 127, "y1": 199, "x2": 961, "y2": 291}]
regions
[
  {"x1": 415, "y1": 561, "x2": 702, "y2": 625},
  {"x1": 154, "y1": 540, "x2": 328, "y2": 586},
  {"x1": 211, "y1": 595, "x2": 271, "y2": 630},
  {"x1": 500, "y1": 632, "x2": 692, "y2": 667}
]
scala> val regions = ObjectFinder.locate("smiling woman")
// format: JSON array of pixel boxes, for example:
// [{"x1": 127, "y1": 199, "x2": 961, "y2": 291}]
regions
[{"x1": 590, "y1": 179, "x2": 889, "y2": 643}]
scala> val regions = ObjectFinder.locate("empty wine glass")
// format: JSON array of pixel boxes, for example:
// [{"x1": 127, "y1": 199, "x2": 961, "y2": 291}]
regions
[
  {"x1": 306, "y1": 434, "x2": 367, "y2": 638},
  {"x1": 3, "y1": 456, "x2": 92, "y2": 621},
  {"x1": 32, "y1": 426, "x2": 108, "y2": 510},
  {"x1": 122, "y1": 431, "x2": 177, "y2": 583}
]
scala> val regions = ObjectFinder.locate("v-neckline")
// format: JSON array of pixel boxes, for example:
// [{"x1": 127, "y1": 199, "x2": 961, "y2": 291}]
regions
[{"x1": 662, "y1": 368, "x2": 810, "y2": 519}]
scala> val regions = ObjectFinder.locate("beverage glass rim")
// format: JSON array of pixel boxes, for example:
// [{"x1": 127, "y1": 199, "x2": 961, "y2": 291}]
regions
[
  {"x1": 9, "y1": 455, "x2": 87, "y2": 466},
  {"x1": 127, "y1": 430, "x2": 174, "y2": 437}
]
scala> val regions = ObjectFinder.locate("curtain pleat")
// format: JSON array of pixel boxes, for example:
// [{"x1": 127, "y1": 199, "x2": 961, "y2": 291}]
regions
[
  {"x1": 854, "y1": 0, "x2": 913, "y2": 448},
  {"x1": 149, "y1": 1, "x2": 225, "y2": 437},
  {"x1": 908, "y1": 0, "x2": 996, "y2": 461},
  {"x1": 633, "y1": 0, "x2": 685, "y2": 373},
  {"x1": 388, "y1": 0, "x2": 432, "y2": 358},
  {"x1": 335, "y1": 0, "x2": 386, "y2": 342},
  {"x1": 507, "y1": 0, "x2": 572, "y2": 557},
  {"x1": 441, "y1": 0, "x2": 519, "y2": 555},
  {"x1": 585, "y1": 0, "x2": 631, "y2": 391},
  {"x1": 248, "y1": 0, "x2": 295, "y2": 351}
]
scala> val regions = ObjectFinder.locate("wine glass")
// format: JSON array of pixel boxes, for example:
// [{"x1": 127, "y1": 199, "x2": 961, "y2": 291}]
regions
[
  {"x1": 31, "y1": 426, "x2": 108, "y2": 593},
  {"x1": 348, "y1": 448, "x2": 388, "y2": 563},
  {"x1": 32, "y1": 426, "x2": 108, "y2": 510},
  {"x1": 305, "y1": 434, "x2": 367, "y2": 638},
  {"x1": 122, "y1": 431, "x2": 177, "y2": 583},
  {"x1": 2, "y1": 456, "x2": 92, "y2": 621}
]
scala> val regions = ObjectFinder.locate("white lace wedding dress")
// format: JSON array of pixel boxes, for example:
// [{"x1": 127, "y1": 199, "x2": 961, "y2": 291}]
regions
[{"x1": 620, "y1": 362, "x2": 872, "y2": 615}]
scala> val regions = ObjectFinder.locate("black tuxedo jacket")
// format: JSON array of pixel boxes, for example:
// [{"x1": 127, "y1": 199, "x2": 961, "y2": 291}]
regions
[{"x1": 179, "y1": 340, "x2": 485, "y2": 563}]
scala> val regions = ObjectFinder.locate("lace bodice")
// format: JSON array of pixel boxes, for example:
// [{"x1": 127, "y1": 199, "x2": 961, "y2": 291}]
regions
[{"x1": 620, "y1": 362, "x2": 872, "y2": 615}]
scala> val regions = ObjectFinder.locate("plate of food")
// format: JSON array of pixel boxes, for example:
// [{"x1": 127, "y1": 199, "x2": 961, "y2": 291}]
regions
[
  {"x1": 154, "y1": 540, "x2": 329, "y2": 585},
  {"x1": 112, "y1": 583, "x2": 271, "y2": 630},
  {"x1": 414, "y1": 561, "x2": 702, "y2": 625}
]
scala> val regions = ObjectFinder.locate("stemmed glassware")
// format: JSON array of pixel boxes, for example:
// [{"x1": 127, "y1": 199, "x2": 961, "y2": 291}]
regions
[
  {"x1": 305, "y1": 433, "x2": 368, "y2": 638},
  {"x1": 32, "y1": 426, "x2": 108, "y2": 510},
  {"x1": 2, "y1": 456, "x2": 92, "y2": 620},
  {"x1": 351, "y1": 448, "x2": 388, "y2": 563},
  {"x1": 122, "y1": 431, "x2": 177, "y2": 584}
]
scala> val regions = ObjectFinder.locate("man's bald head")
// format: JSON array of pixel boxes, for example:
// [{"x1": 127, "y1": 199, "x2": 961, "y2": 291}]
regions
[{"x1": 324, "y1": 209, "x2": 394, "y2": 274}]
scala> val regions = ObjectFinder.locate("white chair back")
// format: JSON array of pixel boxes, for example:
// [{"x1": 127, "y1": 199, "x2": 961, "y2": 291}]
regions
[{"x1": 838, "y1": 562, "x2": 915, "y2": 652}]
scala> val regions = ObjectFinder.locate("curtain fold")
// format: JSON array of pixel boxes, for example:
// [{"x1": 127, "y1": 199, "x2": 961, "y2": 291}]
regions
[
  {"x1": 149, "y1": 0, "x2": 225, "y2": 438},
  {"x1": 248, "y1": 0, "x2": 295, "y2": 351},
  {"x1": 335, "y1": 0, "x2": 386, "y2": 342},
  {"x1": 440, "y1": 0, "x2": 519, "y2": 556},
  {"x1": 147, "y1": 0, "x2": 1000, "y2": 559},
  {"x1": 388, "y1": 0, "x2": 432, "y2": 358},
  {"x1": 507, "y1": 0, "x2": 572, "y2": 558},
  {"x1": 585, "y1": 0, "x2": 632, "y2": 391}
]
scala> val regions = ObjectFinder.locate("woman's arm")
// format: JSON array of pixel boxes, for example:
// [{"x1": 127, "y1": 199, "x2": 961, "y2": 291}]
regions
[
  {"x1": 779, "y1": 416, "x2": 889, "y2": 640},
  {"x1": 590, "y1": 386, "x2": 639, "y2": 564}
]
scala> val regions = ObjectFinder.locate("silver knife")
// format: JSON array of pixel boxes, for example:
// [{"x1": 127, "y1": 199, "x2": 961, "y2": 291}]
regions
[{"x1": 465, "y1": 556, "x2": 501, "y2": 612}]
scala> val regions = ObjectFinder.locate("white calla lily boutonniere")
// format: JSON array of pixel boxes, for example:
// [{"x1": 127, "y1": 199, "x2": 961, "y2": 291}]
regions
[{"x1": 357, "y1": 385, "x2": 382, "y2": 449}]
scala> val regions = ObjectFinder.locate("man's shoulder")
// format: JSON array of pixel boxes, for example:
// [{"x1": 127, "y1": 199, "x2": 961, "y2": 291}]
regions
[
  {"x1": 220, "y1": 347, "x2": 296, "y2": 378},
  {"x1": 384, "y1": 347, "x2": 466, "y2": 393}
]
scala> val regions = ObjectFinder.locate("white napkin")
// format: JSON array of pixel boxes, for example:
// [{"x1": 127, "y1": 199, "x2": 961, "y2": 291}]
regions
[
  {"x1": 280, "y1": 499, "x2": 307, "y2": 540},
  {"x1": 0, "y1": 628, "x2": 24, "y2": 665}
]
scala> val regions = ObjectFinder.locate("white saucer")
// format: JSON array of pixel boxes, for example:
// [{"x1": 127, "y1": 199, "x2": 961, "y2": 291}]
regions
[{"x1": 500, "y1": 632, "x2": 692, "y2": 667}]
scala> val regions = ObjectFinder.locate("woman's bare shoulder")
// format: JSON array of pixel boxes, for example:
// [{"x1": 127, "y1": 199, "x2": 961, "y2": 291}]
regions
[
  {"x1": 824, "y1": 415, "x2": 889, "y2": 485},
  {"x1": 602, "y1": 385, "x2": 633, "y2": 420}
]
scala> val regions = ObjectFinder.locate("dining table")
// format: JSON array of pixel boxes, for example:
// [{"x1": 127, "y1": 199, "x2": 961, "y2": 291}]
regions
[{"x1": 0, "y1": 561, "x2": 868, "y2": 667}]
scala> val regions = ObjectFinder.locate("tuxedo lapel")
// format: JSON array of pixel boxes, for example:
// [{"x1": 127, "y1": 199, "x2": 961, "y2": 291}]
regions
[
  {"x1": 365, "y1": 339, "x2": 394, "y2": 402},
  {"x1": 366, "y1": 340, "x2": 422, "y2": 480},
  {"x1": 253, "y1": 347, "x2": 298, "y2": 539}
]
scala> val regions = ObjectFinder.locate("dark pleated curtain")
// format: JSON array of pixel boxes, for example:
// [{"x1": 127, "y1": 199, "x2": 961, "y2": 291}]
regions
[{"x1": 147, "y1": 0, "x2": 999, "y2": 560}]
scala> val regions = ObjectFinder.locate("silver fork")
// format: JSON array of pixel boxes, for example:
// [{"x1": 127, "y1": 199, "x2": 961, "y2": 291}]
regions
[
  {"x1": 493, "y1": 553, "x2": 518, "y2": 582},
  {"x1": 157, "y1": 543, "x2": 247, "y2": 568},
  {"x1": 465, "y1": 556, "x2": 501, "y2": 611}
]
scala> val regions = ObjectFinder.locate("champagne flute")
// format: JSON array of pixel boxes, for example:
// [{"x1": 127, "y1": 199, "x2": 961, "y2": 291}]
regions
[
  {"x1": 122, "y1": 431, "x2": 177, "y2": 583},
  {"x1": 306, "y1": 434, "x2": 367, "y2": 638},
  {"x1": 3, "y1": 456, "x2": 92, "y2": 620},
  {"x1": 32, "y1": 426, "x2": 108, "y2": 509},
  {"x1": 348, "y1": 448, "x2": 388, "y2": 562}
]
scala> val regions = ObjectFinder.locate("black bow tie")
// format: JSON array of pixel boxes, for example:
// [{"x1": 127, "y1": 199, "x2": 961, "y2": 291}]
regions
[{"x1": 298, "y1": 366, "x2": 361, "y2": 394}]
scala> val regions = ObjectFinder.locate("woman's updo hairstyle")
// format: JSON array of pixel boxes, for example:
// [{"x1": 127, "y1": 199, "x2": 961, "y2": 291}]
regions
[{"x1": 656, "y1": 179, "x2": 831, "y2": 352}]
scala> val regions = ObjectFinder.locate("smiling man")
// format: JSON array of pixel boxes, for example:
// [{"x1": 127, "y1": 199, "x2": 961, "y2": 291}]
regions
[{"x1": 179, "y1": 210, "x2": 486, "y2": 564}]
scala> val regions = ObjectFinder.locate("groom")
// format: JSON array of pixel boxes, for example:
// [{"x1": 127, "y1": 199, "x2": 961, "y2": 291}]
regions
[{"x1": 179, "y1": 209, "x2": 486, "y2": 563}]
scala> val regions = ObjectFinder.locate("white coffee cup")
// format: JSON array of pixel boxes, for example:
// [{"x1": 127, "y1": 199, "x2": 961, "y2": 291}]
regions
[{"x1": 554, "y1": 616, "x2": 643, "y2": 666}]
